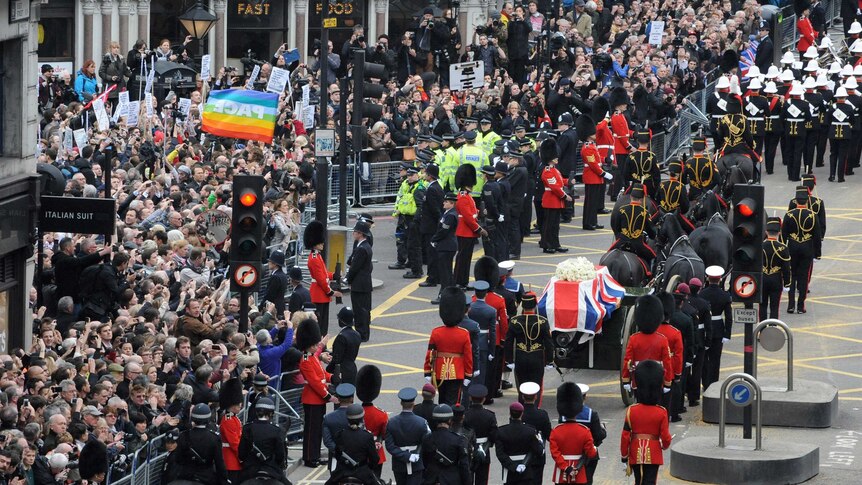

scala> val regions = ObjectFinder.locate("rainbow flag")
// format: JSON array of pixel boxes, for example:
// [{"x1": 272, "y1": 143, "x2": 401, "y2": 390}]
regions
[{"x1": 202, "y1": 89, "x2": 279, "y2": 143}]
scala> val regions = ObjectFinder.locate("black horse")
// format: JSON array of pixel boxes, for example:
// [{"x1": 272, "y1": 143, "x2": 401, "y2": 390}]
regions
[
  {"x1": 689, "y1": 213, "x2": 733, "y2": 272},
  {"x1": 657, "y1": 235, "x2": 706, "y2": 292},
  {"x1": 717, "y1": 153, "x2": 755, "y2": 199},
  {"x1": 688, "y1": 189, "x2": 729, "y2": 226},
  {"x1": 600, "y1": 249, "x2": 650, "y2": 287}
]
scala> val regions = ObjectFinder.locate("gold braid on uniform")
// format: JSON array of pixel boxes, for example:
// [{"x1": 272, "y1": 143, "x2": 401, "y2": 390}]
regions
[
  {"x1": 659, "y1": 180, "x2": 683, "y2": 212},
  {"x1": 620, "y1": 206, "x2": 647, "y2": 239},
  {"x1": 787, "y1": 209, "x2": 816, "y2": 243},
  {"x1": 514, "y1": 315, "x2": 544, "y2": 353},
  {"x1": 763, "y1": 240, "x2": 791, "y2": 275},
  {"x1": 688, "y1": 156, "x2": 714, "y2": 189},
  {"x1": 719, "y1": 114, "x2": 748, "y2": 152}
]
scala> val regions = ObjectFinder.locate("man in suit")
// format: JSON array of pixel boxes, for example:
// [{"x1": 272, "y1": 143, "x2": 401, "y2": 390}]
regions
[
  {"x1": 431, "y1": 192, "x2": 459, "y2": 305},
  {"x1": 262, "y1": 251, "x2": 288, "y2": 316},
  {"x1": 288, "y1": 266, "x2": 311, "y2": 314},
  {"x1": 754, "y1": 21, "x2": 774, "y2": 73},
  {"x1": 419, "y1": 164, "x2": 445, "y2": 288},
  {"x1": 347, "y1": 221, "x2": 374, "y2": 342},
  {"x1": 504, "y1": 141, "x2": 528, "y2": 259},
  {"x1": 328, "y1": 307, "x2": 362, "y2": 385}
]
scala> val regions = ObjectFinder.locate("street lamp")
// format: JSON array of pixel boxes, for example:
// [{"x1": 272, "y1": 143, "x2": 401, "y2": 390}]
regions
[{"x1": 178, "y1": 1, "x2": 218, "y2": 40}]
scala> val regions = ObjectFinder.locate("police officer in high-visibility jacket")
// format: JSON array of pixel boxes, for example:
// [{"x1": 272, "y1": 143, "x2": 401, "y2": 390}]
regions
[
  {"x1": 395, "y1": 166, "x2": 426, "y2": 279},
  {"x1": 439, "y1": 133, "x2": 459, "y2": 190},
  {"x1": 480, "y1": 117, "x2": 502, "y2": 154}
]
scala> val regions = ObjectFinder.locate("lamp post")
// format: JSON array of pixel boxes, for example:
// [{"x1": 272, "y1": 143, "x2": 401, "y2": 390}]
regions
[{"x1": 178, "y1": 1, "x2": 219, "y2": 61}]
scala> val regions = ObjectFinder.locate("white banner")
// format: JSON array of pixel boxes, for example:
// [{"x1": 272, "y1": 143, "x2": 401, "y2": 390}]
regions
[
  {"x1": 178, "y1": 97, "x2": 192, "y2": 117},
  {"x1": 73, "y1": 128, "x2": 87, "y2": 149},
  {"x1": 93, "y1": 98, "x2": 110, "y2": 131},
  {"x1": 246, "y1": 65, "x2": 261, "y2": 89},
  {"x1": 266, "y1": 66, "x2": 290, "y2": 94},
  {"x1": 648, "y1": 20, "x2": 665, "y2": 46},
  {"x1": 126, "y1": 101, "x2": 141, "y2": 127},
  {"x1": 200, "y1": 54, "x2": 211, "y2": 80},
  {"x1": 449, "y1": 61, "x2": 485, "y2": 91},
  {"x1": 145, "y1": 93, "x2": 154, "y2": 117}
]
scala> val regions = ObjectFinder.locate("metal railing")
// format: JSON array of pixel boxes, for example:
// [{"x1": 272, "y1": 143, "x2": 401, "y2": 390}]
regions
[{"x1": 357, "y1": 159, "x2": 407, "y2": 206}]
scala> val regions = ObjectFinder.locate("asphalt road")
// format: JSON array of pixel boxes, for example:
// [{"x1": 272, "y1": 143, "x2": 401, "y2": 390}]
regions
[{"x1": 290, "y1": 166, "x2": 862, "y2": 484}]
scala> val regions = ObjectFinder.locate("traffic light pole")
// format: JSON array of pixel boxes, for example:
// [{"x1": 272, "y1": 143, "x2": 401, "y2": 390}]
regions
[
  {"x1": 743, "y1": 302, "x2": 754, "y2": 439},
  {"x1": 239, "y1": 289, "x2": 250, "y2": 334},
  {"x1": 316, "y1": 14, "x2": 330, "y2": 242},
  {"x1": 338, "y1": 76, "x2": 349, "y2": 226}
]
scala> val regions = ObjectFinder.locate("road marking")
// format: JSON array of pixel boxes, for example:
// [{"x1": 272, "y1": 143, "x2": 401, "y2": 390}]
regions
[
  {"x1": 376, "y1": 307, "x2": 439, "y2": 318},
  {"x1": 795, "y1": 328, "x2": 862, "y2": 345},
  {"x1": 368, "y1": 324, "x2": 429, "y2": 337},
  {"x1": 361, "y1": 338, "x2": 427, "y2": 348},
  {"x1": 382, "y1": 369, "x2": 423, "y2": 377},
  {"x1": 402, "y1": 295, "x2": 432, "y2": 302},
  {"x1": 357, "y1": 356, "x2": 425, "y2": 372}
]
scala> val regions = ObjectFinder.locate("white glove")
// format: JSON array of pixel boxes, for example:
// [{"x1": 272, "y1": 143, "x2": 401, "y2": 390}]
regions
[
  {"x1": 722, "y1": 338, "x2": 730, "y2": 344},
  {"x1": 425, "y1": 376, "x2": 432, "y2": 383},
  {"x1": 623, "y1": 383, "x2": 632, "y2": 392},
  {"x1": 685, "y1": 362, "x2": 693, "y2": 368},
  {"x1": 858, "y1": 7, "x2": 861, "y2": 15},
  {"x1": 473, "y1": 370, "x2": 481, "y2": 377},
  {"x1": 409, "y1": 454, "x2": 420, "y2": 463},
  {"x1": 463, "y1": 379, "x2": 471, "y2": 387},
  {"x1": 663, "y1": 387, "x2": 671, "y2": 394},
  {"x1": 603, "y1": 172, "x2": 613, "y2": 181},
  {"x1": 498, "y1": 214, "x2": 505, "y2": 222},
  {"x1": 488, "y1": 353, "x2": 494, "y2": 362},
  {"x1": 507, "y1": 363, "x2": 515, "y2": 370},
  {"x1": 705, "y1": 346, "x2": 711, "y2": 351},
  {"x1": 783, "y1": 287, "x2": 790, "y2": 293},
  {"x1": 430, "y1": 242, "x2": 436, "y2": 248},
  {"x1": 545, "y1": 364, "x2": 555, "y2": 370},
  {"x1": 515, "y1": 464, "x2": 527, "y2": 473}
]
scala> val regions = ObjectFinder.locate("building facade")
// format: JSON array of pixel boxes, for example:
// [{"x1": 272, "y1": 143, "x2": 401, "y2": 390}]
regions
[
  {"x1": 40, "y1": 0, "x2": 495, "y2": 76},
  {"x1": 1, "y1": 1, "x2": 41, "y2": 353}
]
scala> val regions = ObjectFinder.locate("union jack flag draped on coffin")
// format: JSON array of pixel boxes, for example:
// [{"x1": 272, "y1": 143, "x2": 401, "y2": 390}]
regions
[{"x1": 537, "y1": 266, "x2": 625, "y2": 344}]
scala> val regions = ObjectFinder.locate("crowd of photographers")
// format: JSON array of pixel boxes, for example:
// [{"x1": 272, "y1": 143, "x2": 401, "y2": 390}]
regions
[{"x1": 15, "y1": 0, "x2": 775, "y2": 483}]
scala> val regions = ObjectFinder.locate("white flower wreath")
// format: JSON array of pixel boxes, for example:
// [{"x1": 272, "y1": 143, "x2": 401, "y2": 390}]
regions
[{"x1": 554, "y1": 257, "x2": 597, "y2": 282}]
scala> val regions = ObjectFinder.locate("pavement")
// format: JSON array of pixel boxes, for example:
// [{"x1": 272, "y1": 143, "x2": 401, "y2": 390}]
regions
[{"x1": 290, "y1": 158, "x2": 862, "y2": 484}]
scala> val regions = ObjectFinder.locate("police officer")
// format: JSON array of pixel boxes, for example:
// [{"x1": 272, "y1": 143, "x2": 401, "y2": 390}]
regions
[
  {"x1": 389, "y1": 162, "x2": 414, "y2": 271},
  {"x1": 347, "y1": 221, "x2": 374, "y2": 342},
  {"x1": 496, "y1": 402, "x2": 544, "y2": 485},
  {"x1": 385, "y1": 387, "x2": 432, "y2": 485},
  {"x1": 481, "y1": 164, "x2": 507, "y2": 263},
  {"x1": 571, "y1": 383, "x2": 606, "y2": 485},
  {"x1": 421, "y1": 404, "x2": 471, "y2": 484},
  {"x1": 398, "y1": 166, "x2": 427, "y2": 279},
  {"x1": 609, "y1": 184, "x2": 657, "y2": 268},
  {"x1": 175, "y1": 403, "x2": 228, "y2": 485},
  {"x1": 328, "y1": 307, "x2": 362, "y2": 385},
  {"x1": 239, "y1": 397, "x2": 290, "y2": 484},
  {"x1": 519, "y1": 382, "x2": 552, "y2": 485},
  {"x1": 783, "y1": 186, "x2": 822, "y2": 314},
  {"x1": 828, "y1": 86, "x2": 856, "y2": 182},
  {"x1": 505, "y1": 291, "x2": 554, "y2": 402},
  {"x1": 627, "y1": 130, "x2": 661, "y2": 197},
  {"x1": 549, "y1": 383, "x2": 598, "y2": 485},
  {"x1": 685, "y1": 278, "x2": 711, "y2": 407},
  {"x1": 495, "y1": 161, "x2": 512, "y2": 260},
  {"x1": 420, "y1": 164, "x2": 444, "y2": 288},
  {"x1": 430, "y1": 192, "x2": 458, "y2": 305},
  {"x1": 288, "y1": 266, "x2": 311, "y2": 315},
  {"x1": 263, "y1": 250, "x2": 289, "y2": 316},
  {"x1": 504, "y1": 141, "x2": 529, "y2": 259},
  {"x1": 761, "y1": 217, "x2": 792, "y2": 321},
  {"x1": 555, "y1": 113, "x2": 579, "y2": 222},
  {"x1": 459, "y1": 130, "x2": 491, "y2": 199},
  {"x1": 783, "y1": 81, "x2": 812, "y2": 181},
  {"x1": 479, "y1": 117, "x2": 502, "y2": 154},
  {"x1": 326, "y1": 404, "x2": 382, "y2": 485},
  {"x1": 440, "y1": 132, "x2": 461, "y2": 192},
  {"x1": 700, "y1": 266, "x2": 733, "y2": 390},
  {"x1": 763, "y1": 81, "x2": 784, "y2": 175},
  {"x1": 685, "y1": 135, "x2": 721, "y2": 201},
  {"x1": 246, "y1": 372, "x2": 271, "y2": 419},
  {"x1": 465, "y1": 384, "x2": 498, "y2": 485}
]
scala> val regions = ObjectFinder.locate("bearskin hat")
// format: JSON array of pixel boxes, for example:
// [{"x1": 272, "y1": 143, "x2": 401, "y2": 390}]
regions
[
  {"x1": 556, "y1": 382, "x2": 584, "y2": 421},
  {"x1": 454, "y1": 163, "x2": 477, "y2": 189},
  {"x1": 303, "y1": 220, "x2": 326, "y2": 248},
  {"x1": 576, "y1": 115, "x2": 597, "y2": 142},
  {"x1": 634, "y1": 294, "x2": 663, "y2": 334},
  {"x1": 540, "y1": 138, "x2": 559, "y2": 164},
  {"x1": 634, "y1": 360, "x2": 664, "y2": 405},
  {"x1": 356, "y1": 365, "x2": 382, "y2": 404},
  {"x1": 609, "y1": 87, "x2": 629, "y2": 109},
  {"x1": 439, "y1": 286, "x2": 467, "y2": 327},
  {"x1": 657, "y1": 291, "x2": 676, "y2": 322},
  {"x1": 474, "y1": 256, "x2": 500, "y2": 285},
  {"x1": 720, "y1": 49, "x2": 740, "y2": 74},
  {"x1": 219, "y1": 377, "x2": 244, "y2": 409},
  {"x1": 295, "y1": 317, "x2": 322, "y2": 351},
  {"x1": 592, "y1": 96, "x2": 610, "y2": 121},
  {"x1": 794, "y1": 0, "x2": 812, "y2": 16},
  {"x1": 79, "y1": 439, "x2": 108, "y2": 480}
]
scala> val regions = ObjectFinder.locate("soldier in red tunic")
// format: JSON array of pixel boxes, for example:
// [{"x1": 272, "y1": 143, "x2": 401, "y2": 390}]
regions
[
  {"x1": 540, "y1": 137, "x2": 570, "y2": 254},
  {"x1": 578, "y1": 114, "x2": 614, "y2": 231},
  {"x1": 621, "y1": 295, "x2": 674, "y2": 393},
  {"x1": 621, "y1": 360, "x2": 673, "y2": 485},
  {"x1": 454, "y1": 164, "x2": 487, "y2": 287},
  {"x1": 424, "y1": 286, "x2": 475, "y2": 406},
  {"x1": 218, "y1": 378, "x2": 244, "y2": 484},
  {"x1": 356, "y1": 365, "x2": 389, "y2": 478},
  {"x1": 305, "y1": 220, "x2": 342, "y2": 336},
  {"x1": 297, "y1": 318, "x2": 334, "y2": 468},
  {"x1": 549, "y1": 382, "x2": 598, "y2": 484},
  {"x1": 593, "y1": 97, "x2": 615, "y2": 212},
  {"x1": 610, "y1": 87, "x2": 633, "y2": 201}
]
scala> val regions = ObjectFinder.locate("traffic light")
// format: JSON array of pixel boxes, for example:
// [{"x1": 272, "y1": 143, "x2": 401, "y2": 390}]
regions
[
  {"x1": 731, "y1": 184, "x2": 764, "y2": 303},
  {"x1": 230, "y1": 175, "x2": 265, "y2": 292},
  {"x1": 351, "y1": 49, "x2": 386, "y2": 121}
]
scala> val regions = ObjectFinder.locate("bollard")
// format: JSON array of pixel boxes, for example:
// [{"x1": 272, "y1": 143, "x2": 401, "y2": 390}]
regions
[
  {"x1": 752, "y1": 319, "x2": 794, "y2": 391},
  {"x1": 718, "y1": 373, "x2": 762, "y2": 450}
]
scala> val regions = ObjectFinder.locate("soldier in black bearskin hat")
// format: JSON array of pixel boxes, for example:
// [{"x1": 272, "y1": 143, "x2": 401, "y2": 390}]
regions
[
  {"x1": 453, "y1": 164, "x2": 487, "y2": 288},
  {"x1": 297, "y1": 318, "x2": 333, "y2": 468},
  {"x1": 578, "y1": 114, "x2": 613, "y2": 231},
  {"x1": 548, "y1": 382, "x2": 597, "y2": 484},
  {"x1": 621, "y1": 295, "x2": 674, "y2": 393},
  {"x1": 305, "y1": 220, "x2": 342, "y2": 336},
  {"x1": 79, "y1": 439, "x2": 108, "y2": 484},
  {"x1": 621, "y1": 360, "x2": 673, "y2": 485},
  {"x1": 609, "y1": 87, "x2": 634, "y2": 201},
  {"x1": 356, "y1": 365, "x2": 388, "y2": 478},
  {"x1": 218, "y1": 377, "x2": 245, "y2": 482},
  {"x1": 533, "y1": 137, "x2": 559, "y2": 234},
  {"x1": 424, "y1": 287, "x2": 475, "y2": 406}
]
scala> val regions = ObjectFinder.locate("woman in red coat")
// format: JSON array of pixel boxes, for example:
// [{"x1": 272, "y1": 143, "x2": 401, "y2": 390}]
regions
[
  {"x1": 297, "y1": 318, "x2": 333, "y2": 468},
  {"x1": 796, "y1": 3, "x2": 817, "y2": 54},
  {"x1": 621, "y1": 360, "x2": 673, "y2": 485},
  {"x1": 304, "y1": 220, "x2": 342, "y2": 336}
]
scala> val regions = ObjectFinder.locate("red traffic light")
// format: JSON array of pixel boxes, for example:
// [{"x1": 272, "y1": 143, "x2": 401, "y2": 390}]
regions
[
  {"x1": 736, "y1": 197, "x2": 756, "y2": 217},
  {"x1": 239, "y1": 191, "x2": 257, "y2": 207}
]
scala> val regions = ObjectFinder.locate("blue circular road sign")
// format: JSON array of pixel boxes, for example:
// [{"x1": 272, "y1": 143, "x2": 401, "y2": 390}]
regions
[{"x1": 728, "y1": 381, "x2": 754, "y2": 407}]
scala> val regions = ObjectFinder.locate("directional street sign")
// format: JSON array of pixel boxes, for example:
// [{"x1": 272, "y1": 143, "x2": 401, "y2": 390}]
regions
[{"x1": 729, "y1": 381, "x2": 754, "y2": 407}]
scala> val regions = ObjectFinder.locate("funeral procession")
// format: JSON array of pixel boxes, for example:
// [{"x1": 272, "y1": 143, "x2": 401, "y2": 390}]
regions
[{"x1": 6, "y1": 0, "x2": 862, "y2": 483}]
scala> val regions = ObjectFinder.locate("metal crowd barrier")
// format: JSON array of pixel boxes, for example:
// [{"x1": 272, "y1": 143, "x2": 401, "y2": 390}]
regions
[{"x1": 357, "y1": 159, "x2": 405, "y2": 206}]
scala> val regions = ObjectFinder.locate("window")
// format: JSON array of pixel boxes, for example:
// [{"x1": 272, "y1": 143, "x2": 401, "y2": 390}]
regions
[
  {"x1": 150, "y1": 0, "x2": 209, "y2": 57},
  {"x1": 226, "y1": 0, "x2": 291, "y2": 59},
  {"x1": 307, "y1": 0, "x2": 367, "y2": 56},
  {"x1": 37, "y1": 0, "x2": 74, "y2": 60}
]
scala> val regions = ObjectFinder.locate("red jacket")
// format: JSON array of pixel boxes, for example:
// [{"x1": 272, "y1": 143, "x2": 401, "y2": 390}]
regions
[
  {"x1": 611, "y1": 112, "x2": 632, "y2": 155},
  {"x1": 581, "y1": 142, "x2": 606, "y2": 185},
  {"x1": 541, "y1": 165, "x2": 568, "y2": 209},
  {"x1": 549, "y1": 423, "x2": 598, "y2": 483},
  {"x1": 363, "y1": 404, "x2": 389, "y2": 463},
  {"x1": 424, "y1": 325, "x2": 474, "y2": 381},
  {"x1": 657, "y1": 323, "x2": 684, "y2": 376},
  {"x1": 455, "y1": 190, "x2": 481, "y2": 238},
  {"x1": 308, "y1": 250, "x2": 334, "y2": 304},
  {"x1": 621, "y1": 403, "x2": 672, "y2": 465},
  {"x1": 219, "y1": 413, "x2": 242, "y2": 471},
  {"x1": 796, "y1": 17, "x2": 817, "y2": 53},
  {"x1": 621, "y1": 332, "x2": 673, "y2": 386},
  {"x1": 484, "y1": 291, "x2": 509, "y2": 346},
  {"x1": 299, "y1": 351, "x2": 332, "y2": 405},
  {"x1": 596, "y1": 119, "x2": 615, "y2": 163}
]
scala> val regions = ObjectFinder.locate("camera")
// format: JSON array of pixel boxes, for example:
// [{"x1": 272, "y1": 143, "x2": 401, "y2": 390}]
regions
[
  {"x1": 672, "y1": 36, "x2": 684, "y2": 47},
  {"x1": 240, "y1": 49, "x2": 264, "y2": 68},
  {"x1": 377, "y1": 43, "x2": 385, "y2": 52},
  {"x1": 475, "y1": 25, "x2": 486, "y2": 35},
  {"x1": 225, "y1": 66, "x2": 237, "y2": 73},
  {"x1": 427, "y1": 21, "x2": 435, "y2": 29},
  {"x1": 356, "y1": 35, "x2": 366, "y2": 43}
]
